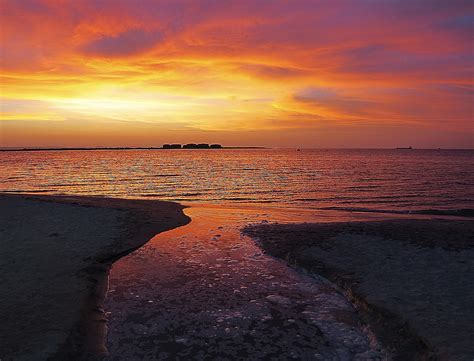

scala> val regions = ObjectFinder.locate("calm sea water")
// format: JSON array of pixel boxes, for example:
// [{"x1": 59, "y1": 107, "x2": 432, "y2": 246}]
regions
[{"x1": 1, "y1": 149, "x2": 473, "y2": 215}]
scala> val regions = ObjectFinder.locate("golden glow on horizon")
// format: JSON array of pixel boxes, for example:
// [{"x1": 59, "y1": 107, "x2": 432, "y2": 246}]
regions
[{"x1": 0, "y1": 1, "x2": 473, "y2": 148}]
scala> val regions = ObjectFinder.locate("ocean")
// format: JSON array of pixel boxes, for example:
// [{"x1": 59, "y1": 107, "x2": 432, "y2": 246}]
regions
[{"x1": 1, "y1": 148, "x2": 473, "y2": 216}]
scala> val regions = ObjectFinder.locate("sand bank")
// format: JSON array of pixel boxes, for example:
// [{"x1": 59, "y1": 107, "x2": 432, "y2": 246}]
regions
[
  {"x1": 244, "y1": 218, "x2": 474, "y2": 361},
  {"x1": 0, "y1": 194, "x2": 190, "y2": 361}
]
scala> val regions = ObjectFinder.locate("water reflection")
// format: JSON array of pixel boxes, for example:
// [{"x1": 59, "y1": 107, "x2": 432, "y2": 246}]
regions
[
  {"x1": 1, "y1": 149, "x2": 473, "y2": 214},
  {"x1": 103, "y1": 206, "x2": 387, "y2": 360}
]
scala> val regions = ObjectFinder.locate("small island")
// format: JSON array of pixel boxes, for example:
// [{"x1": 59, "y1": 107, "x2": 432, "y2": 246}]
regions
[{"x1": 163, "y1": 143, "x2": 222, "y2": 149}]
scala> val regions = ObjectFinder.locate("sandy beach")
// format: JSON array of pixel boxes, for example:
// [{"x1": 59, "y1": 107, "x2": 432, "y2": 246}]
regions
[
  {"x1": 244, "y1": 218, "x2": 474, "y2": 361},
  {"x1": 2, "y1": 193, "x2": 473, "y2": 360},
  {"x1": 0, "y1": 194, "x2": 190, "y2": 361}
]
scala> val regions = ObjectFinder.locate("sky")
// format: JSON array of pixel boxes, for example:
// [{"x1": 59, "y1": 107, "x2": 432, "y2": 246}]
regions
[{"x1": 0, "y1": 0, "x2": 473, "y2": 148}]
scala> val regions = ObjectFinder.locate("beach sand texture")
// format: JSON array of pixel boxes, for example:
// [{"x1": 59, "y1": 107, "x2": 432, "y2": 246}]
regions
[
  {"x1": 0, "y1": 195, "x2": 189, "y2": 361},
  {"x1": 2, "y1": 194, "x2": 473, "y2": 361},
  {"x1": 244, "y1": 219, "x2": 474, "y2": 361}
]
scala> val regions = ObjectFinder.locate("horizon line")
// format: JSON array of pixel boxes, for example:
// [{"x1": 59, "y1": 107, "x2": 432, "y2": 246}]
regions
[{"x1": 1, "y1": 146, "x2": 473, "y2": 152}]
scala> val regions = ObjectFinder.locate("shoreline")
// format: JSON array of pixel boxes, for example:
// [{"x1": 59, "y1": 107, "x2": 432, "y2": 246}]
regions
[
  {"x1": 0, "y1": 146, "x2": 268, "y2": 152},
  {"x1": 243, "y1": 219, "x2": 474, "y2": 360},
  {"x1": 2, "y1": 192, "x2": 472, "y2": 222},
  {"x1": 0, "y1": 194, "x2": 190, "y2": 361},
  {"x1": 2, "y1": 194, "x2": 472, "y2": 359}
]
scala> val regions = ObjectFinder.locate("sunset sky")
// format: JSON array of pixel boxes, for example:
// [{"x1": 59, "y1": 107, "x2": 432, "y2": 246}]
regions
[{"x1": 1, "y1": 0, "x2": 473, "y2": 148}]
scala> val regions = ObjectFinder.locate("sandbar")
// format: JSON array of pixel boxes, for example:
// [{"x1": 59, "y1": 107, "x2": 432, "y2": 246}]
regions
[
  {"x1": 244, "y1": 218, "x2": 474, "y2": 360},
  {"x1": 0, "y1": 194, "x2": 190, "y2": 361}
]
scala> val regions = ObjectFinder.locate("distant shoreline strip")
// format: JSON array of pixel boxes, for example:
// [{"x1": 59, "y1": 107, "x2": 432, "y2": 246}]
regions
[{"x1": 0, "y1": 146, "x2": 267, "y2": 152}]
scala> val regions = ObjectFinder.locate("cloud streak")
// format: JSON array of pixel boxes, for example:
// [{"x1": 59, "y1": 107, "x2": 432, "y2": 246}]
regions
[{"x1": 82, "y1": 29, "x2": 165, "y2": 57}]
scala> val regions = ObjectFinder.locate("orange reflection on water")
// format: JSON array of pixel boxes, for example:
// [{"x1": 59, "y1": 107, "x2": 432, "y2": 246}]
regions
[{"x1": 1, "y1": 149, "x2": 473, "y2": 216}]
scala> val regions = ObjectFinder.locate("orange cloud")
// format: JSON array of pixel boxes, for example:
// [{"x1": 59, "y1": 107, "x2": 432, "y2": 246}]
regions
[{"x1": 1, "y1": 0, "x2": 472, "y2": 148}]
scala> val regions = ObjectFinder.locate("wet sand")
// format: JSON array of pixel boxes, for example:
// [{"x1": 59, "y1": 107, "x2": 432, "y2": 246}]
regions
[
  {"x1": 0, "y1": 194, "x2": 190, "y2": 361},
  {"x1": 103, "y1": 206, "x2": 389, "y2": 360},
  {"x1": 244, "y1": 219, "x2": 474, "y2": 361}
]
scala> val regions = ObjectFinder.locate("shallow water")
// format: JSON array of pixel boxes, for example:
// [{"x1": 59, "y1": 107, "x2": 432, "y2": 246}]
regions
[
  {"x1": 1, "y1": 149, "x2": 473, "y2": 215},
  {"x1": 103, "y1": 206, "x2": 389, "y2": 360}
]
